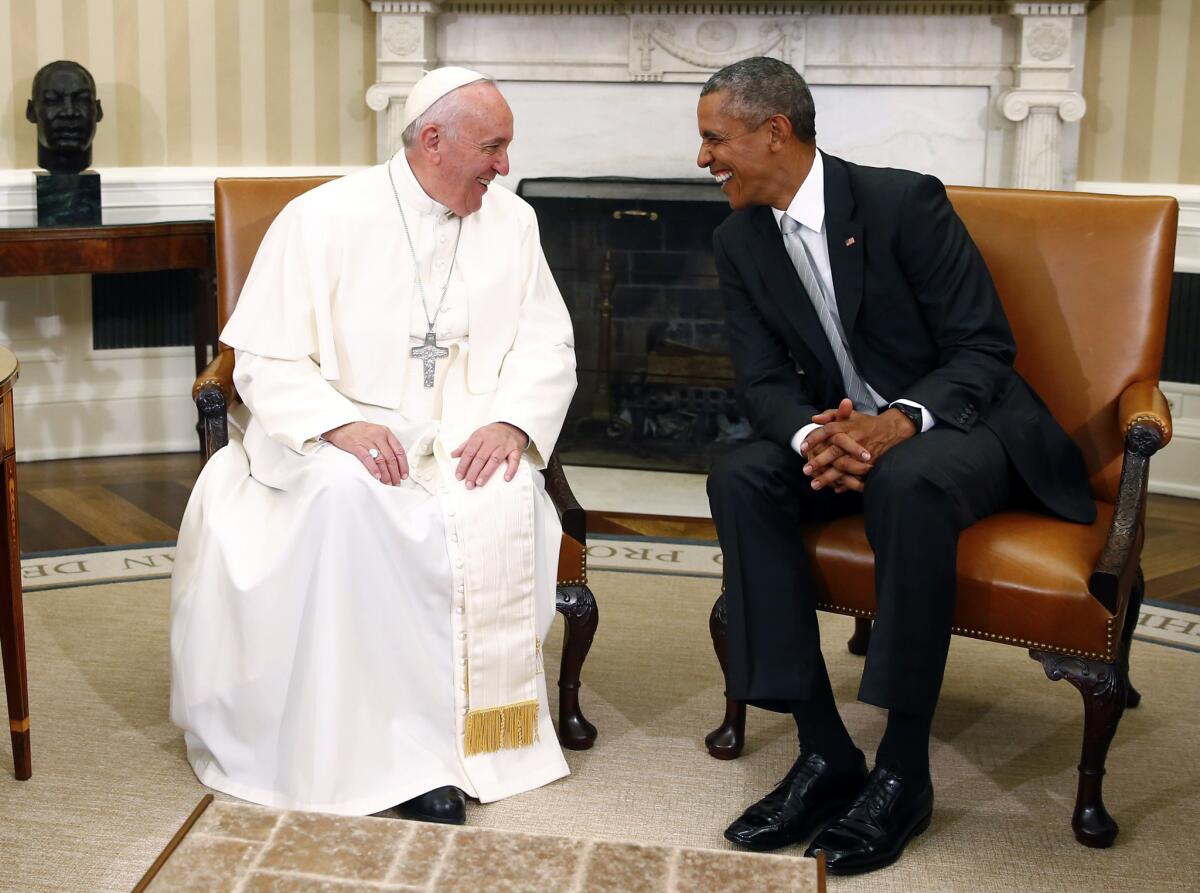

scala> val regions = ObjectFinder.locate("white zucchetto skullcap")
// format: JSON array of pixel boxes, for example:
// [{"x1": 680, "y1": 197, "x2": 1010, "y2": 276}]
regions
[{"x1": 402, "y1": 67, "x2": 490, "y2": 129}]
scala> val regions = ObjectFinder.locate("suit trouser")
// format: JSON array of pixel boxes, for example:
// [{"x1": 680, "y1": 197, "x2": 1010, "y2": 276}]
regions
[{"x1": 708, "y1": 422, "x2": 1013, "y2": 717}]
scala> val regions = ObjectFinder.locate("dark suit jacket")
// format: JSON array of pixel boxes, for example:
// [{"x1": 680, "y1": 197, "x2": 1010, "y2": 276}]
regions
[{"x1": 713, "y1": 152, "x2": 1095, "y2": 524}]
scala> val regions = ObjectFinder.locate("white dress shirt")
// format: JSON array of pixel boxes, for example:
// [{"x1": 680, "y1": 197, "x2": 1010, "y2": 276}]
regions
[{"x1": 771, "y1": 150, "x2": 934, "y2": 456}]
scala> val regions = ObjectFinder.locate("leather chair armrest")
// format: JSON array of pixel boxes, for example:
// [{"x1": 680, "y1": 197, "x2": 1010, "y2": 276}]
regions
[
  {"x1": 1118, "y1": 380, "x2": 1172, "y2": 447},
  {"x1": 193, "y1": 349, "x2": 238, "y2": 464},
  {"x1": 542, "y1": 452, "x2": 587, "y2": 545},
  {"x1": 192, "y1": 348, "x2": 238, "y2": 406},
  {"x1": 1089, "y1": 381, "x2": 1172, "y2": 614}
]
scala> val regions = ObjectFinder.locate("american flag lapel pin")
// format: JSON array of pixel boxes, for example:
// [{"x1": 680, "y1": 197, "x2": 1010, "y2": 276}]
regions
[{"x1": 845, "y1": 236, "x2": 856, "y2": 247}]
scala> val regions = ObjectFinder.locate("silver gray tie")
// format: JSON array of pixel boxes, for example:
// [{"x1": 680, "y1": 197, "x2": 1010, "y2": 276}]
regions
[{"x1": 780, "y1": 214, "x2": 876, "y2": 413}]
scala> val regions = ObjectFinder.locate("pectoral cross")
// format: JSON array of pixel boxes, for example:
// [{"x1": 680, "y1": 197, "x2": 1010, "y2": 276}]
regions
[{"x1": 411, "y1": 330, "x2": 450, "y2": 388}]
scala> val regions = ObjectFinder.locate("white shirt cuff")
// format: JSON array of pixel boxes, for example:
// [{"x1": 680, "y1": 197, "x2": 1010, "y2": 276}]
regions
[
  {"x1": 791, "y1": 422, "x2": 824, "y2": 455},
  {"x1": 892, "y1": 398, "x2": 936, "y2": 433}
]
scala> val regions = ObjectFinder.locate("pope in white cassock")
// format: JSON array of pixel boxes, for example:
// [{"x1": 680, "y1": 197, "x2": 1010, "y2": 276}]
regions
[{"x1": 169, "y1": 68, "x2": 578, "y2": 824}]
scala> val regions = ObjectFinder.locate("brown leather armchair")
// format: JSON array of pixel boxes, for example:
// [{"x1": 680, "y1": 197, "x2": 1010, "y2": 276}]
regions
[
  {"x1": 705, "y1": 187, "x2": 1178, "y2": 848},
  {"x1": 193, "y1": 177, "x2": 597, "y2": 750}
]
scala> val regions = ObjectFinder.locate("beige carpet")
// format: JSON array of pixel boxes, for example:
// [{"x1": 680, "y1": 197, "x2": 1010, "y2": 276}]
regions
[{"x1": 0, "y1": 569, "x2": 1197, "y2": 893}]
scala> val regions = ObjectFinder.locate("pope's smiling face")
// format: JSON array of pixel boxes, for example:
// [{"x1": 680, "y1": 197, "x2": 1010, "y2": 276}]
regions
[
  {"x1": 429, "y1": 82, "x2": 513, "y2": 217},
  {"x1": 696, "y1": 91, "x2": 777, "y2": 212}
]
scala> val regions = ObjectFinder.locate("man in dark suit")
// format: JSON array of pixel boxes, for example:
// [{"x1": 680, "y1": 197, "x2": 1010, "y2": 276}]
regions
[{"x1": 698, "y1": 57, "x2": 1095, "y2": 874}]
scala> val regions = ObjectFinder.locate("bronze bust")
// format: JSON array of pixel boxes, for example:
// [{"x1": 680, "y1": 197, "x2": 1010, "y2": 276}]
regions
[{"x1": 26, "y1": 60, "x2": 104, "y2": 174}]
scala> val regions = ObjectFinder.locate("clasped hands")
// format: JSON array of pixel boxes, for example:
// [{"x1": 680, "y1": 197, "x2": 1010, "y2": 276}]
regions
[
  {"x1": 800, "y1": 398, "x2": 917, "y2": 494},
  {"x1": 321, "y1": 421, "x2": 528, "y2": 489}
]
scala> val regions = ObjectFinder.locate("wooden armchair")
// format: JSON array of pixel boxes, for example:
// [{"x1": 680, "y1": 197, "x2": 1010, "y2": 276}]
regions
[
  {"x1": 193, "y1": 177, "x2": 597, "y2": 750},
  {"x1": 706, "y1": 187, "x2": 1178, "y2": 848}
]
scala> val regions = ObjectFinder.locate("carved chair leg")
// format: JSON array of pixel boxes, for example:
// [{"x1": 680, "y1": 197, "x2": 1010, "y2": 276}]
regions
[
  {"x1": 1120, "y1": 567, "x2": 1145, "y2": 709},
  {"x1": 705, "y1": 593, "x2": 746, "y2": 760},
  {"x1": 554, "y1": 584, "x2": 598, "y2": 750},
  {"x1": 847, "y1": 617, "x2": 872, "y2": 656},
  {"x1": 1032, "y1": 651, "x2": 1127, "y2": 848}
]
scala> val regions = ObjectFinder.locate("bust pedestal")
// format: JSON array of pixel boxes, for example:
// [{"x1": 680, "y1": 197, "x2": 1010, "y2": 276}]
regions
[{"x1": 35, "y1": 171, "x2": 101, "y2": 227}]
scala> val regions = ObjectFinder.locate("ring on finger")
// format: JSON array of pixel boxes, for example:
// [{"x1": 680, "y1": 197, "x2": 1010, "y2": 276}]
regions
[{"x1": 368, "y1": 448, "x2": 381, "y2": 460}]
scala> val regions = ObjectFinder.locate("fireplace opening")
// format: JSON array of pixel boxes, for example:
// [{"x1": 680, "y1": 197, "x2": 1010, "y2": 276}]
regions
[{"x1": 519, "y1": 177, "x2": 751, "y2": 473}]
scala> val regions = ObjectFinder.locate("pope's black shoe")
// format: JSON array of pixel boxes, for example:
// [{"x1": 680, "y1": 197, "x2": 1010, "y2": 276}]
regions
[
  {"x1": 396, "y1": 785, "x2": 467, "y2": 825},
  {"x1": 723, "y1": 751, "x2": 868, "y2": 852},
  {"x1": 804, "y1": 767, "x2": 933, "y2": 875}
]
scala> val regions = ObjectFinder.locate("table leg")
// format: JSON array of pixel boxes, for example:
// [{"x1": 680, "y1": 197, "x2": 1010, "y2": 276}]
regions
[
  {"x1": 0, "y1": 456, "x2": 30, "y2": 779},
  {"x1": 191, "y1": 267, "x2": 215, "y2": 377}
]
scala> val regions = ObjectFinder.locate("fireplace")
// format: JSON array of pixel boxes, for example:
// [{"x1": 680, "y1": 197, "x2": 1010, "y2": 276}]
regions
[
  {"x1": 518, "y1": 177, "x2": 747, "y2": 471},
  {"x1": 367, "y1": 0, "x2": 1096, "y2": 471}
]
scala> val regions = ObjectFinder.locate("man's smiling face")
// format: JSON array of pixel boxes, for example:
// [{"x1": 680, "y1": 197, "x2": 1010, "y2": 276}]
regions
[{"x1": 696, "y1": 91, "x2": 775, "y2": 212}]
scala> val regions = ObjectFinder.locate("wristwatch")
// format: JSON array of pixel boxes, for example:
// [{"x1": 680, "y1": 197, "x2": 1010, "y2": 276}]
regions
[{"x1": 891, "y1": 402, "x2": 922, "y2": 432}]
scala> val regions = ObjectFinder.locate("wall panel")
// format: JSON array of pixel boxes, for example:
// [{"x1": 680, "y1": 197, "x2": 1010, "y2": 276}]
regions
[
  {"x1": 0, "y1": 0, "x2": 374, "y2": 169},
  {"x1": 1080, "y1": 0, "x2": 1199, "y2": 185}
]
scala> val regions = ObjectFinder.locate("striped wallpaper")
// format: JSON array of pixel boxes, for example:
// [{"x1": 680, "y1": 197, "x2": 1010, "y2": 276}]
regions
[
  {"x1": 0, "y1": 0, "x2": 376, "y2": 169},
  {"x1": 1080, "y1": 0, "x2": 1200, "y2": 185},
  {"x1": 0, "y1": 2, "x2": 1194, "y2": 184}
]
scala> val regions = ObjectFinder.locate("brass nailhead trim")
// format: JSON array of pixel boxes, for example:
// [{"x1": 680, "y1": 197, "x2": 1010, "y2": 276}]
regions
[
  {"x1": 1126, "y1": 414, "x2": 1168, "y2": 440},
  {"x1": 816, "y1": 602, "x2": 1116, "y2": 663},
  {"x1": 557, "y1": 545, "x2": 588, "y2": 587}
]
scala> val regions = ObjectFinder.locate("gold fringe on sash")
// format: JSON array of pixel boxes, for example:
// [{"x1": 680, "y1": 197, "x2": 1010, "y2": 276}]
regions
[{"x1": 463, "y1": 699, "x2": 540, "y2": 756}]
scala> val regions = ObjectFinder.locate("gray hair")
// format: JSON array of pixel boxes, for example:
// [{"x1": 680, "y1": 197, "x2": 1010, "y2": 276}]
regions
[
  {"x1": 400, "y1": 77, "x2": 495, "y2": 148},
  {"x1": 700, "y1": 57, "x2": 816, "y2": 143}
]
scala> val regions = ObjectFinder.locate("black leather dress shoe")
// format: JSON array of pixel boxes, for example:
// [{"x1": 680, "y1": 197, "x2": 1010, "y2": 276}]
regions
[
  {"x1": 724, "y1": 752, "x2": 868, "y2": 852},
  {"x1": 804, "y1": 767, "x2": 933, "y2": 875},
  {"x1": 396, "y1": 785, "x2": 467, "y2": 825}
]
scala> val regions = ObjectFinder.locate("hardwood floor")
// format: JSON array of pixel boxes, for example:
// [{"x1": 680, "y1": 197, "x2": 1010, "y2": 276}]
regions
[
  {"x1": 14, "y1": 452, "x2": 1200, "y2": 609},
  {"x1": 17, "y1": 453, "x2": 201, "y2": 553}
]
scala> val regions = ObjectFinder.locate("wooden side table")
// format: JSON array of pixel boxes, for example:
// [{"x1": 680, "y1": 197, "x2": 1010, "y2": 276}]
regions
[
  {"x1": 0, "y1": 218, "x2": 216, "y2": 376},
  {"x1": 0, "y1": 347, "x2": 29, "y2": 779}
]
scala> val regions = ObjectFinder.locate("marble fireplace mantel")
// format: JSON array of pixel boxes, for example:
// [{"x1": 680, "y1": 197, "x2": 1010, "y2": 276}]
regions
[{"x1": 365, "y1": 1, "x2": 1091, "y2": 190}]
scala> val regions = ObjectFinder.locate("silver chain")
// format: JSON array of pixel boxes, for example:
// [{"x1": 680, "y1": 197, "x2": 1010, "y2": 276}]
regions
[{"x1": 387, "y1": 154, "x2": 463, "y2": 333}]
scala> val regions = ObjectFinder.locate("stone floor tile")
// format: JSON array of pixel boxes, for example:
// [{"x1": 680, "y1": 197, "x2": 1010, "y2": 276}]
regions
[
  {"x1": 145, "y1": 834, "x2": 260, "y2": 893},
  {"x1": 242, "y1": 871, "x2": 423, "y2": 892},
  {"x1": 433, "y1": 826, "x2": 581, "y2": 892},
  {"x1": 256, "y1": 812, "x2": 410, "y2": 882},
  {"x1": 580, "y1": 840, "x2": 672, "y2": 892},
  {"x1": 192, "y1": 801, "x2": 283, "y2": 841},
  {"x1": 672, "y1": 847, "x2": 818, "y2": 893},
  {"x1": 387, "y1": 822, "x2": 454, "y2": 886}
]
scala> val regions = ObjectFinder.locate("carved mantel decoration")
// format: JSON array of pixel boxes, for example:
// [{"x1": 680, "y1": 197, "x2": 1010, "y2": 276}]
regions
[
  {"x1": 630, "y1": 18, "x2": 805, "y2": 82},
  {"x1": 998, "y1": 3, "x2": 1089, "y2": 189},
  {"x1": 364, "y1": 1, "x2": 1091, "y2": 190}
]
